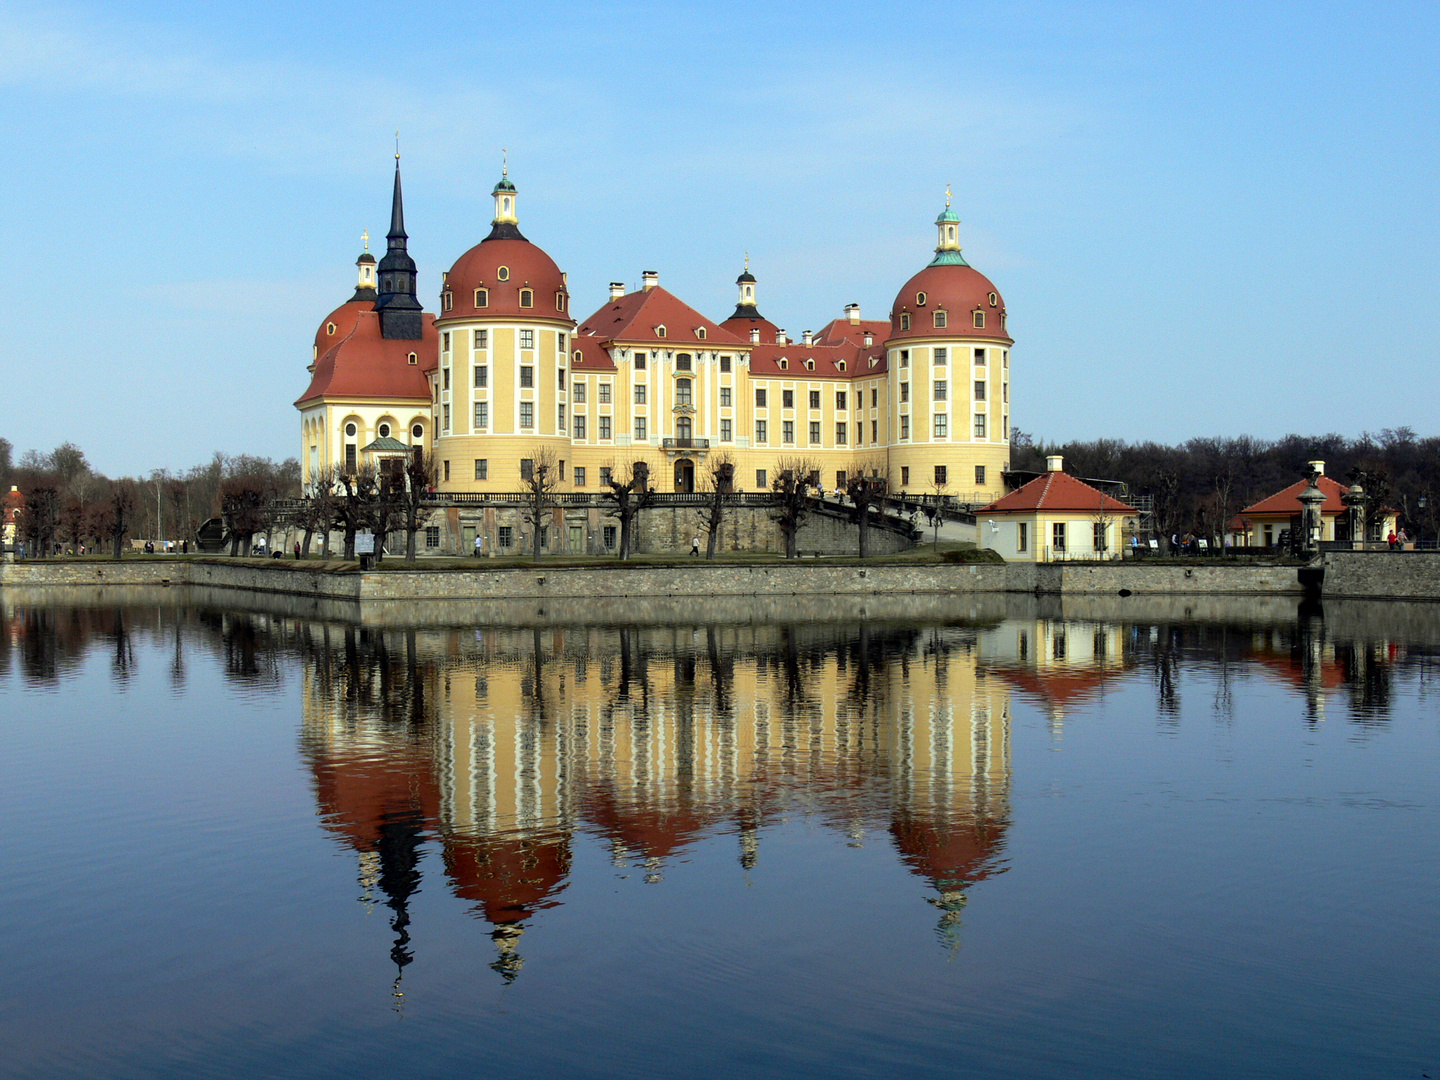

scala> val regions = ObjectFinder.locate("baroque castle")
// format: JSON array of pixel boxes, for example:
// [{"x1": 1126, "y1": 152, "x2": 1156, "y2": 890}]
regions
[{"x1": 297, "y1": 159, "x2": 1014, "y2": 519}]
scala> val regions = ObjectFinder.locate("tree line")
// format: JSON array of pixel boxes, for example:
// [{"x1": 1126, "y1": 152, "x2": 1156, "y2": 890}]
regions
[{"x1": 1009, "y1": 428, "x2": 1440, "y2": 541}]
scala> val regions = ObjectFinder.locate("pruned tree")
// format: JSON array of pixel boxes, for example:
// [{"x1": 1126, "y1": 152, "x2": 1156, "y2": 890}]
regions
[
  {"x1": 306, "y1": 467, "x2": 342, "y2": 557},
  {"x1": 928, "y1": 466, "x2": 951, "y2": 549},
  {"x1": 108, "y1": 479, "x2": 138, "y2": 559},
  {"x1": 398, "y1": 449, "x2": 438, "y2": 562},
  {"x1": 60, "y1": 498, "x2": 87, "y2": 554},
  {"x1": 1090, "y1": 492, "x2": 1118, "y2": 559},
  {"x1": 519, "y1": 449, "x2": 560, "y2": 561},
  {"x1": 770, "y1": 456, "x2": 820, "y2": 559},
  {"x1": 19, "y1": 482, "x2": 58, "y2": 558},
  {"x1": 696, "y1": 452, "x2": 736, "y2": 559},
  {"x1": 1347, "y1": 461, "x2": 1394, "y2": 541},
  {"x1": 220, "y1": 475, "x2": 273, "y2": 556},
  {"x1": 601, "y1": 458, "x2": 656, "y2": 560},
  {"x1": 331, "y1": 468, "x2": 380, "y2": 561},
  {"x1": 845, "y1": 467, "x2": 888, "y2": 559},
  {"x1": 370, "y1": 458, "x2": 409, "y2": 564}
]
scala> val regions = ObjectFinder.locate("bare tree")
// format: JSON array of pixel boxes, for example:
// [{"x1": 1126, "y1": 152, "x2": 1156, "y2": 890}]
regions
[
  {"x1": 220, "y1": 475, "x2": 272, "y2": 556},
  {"x1": 1090, "y1": 493, "x2": 1117, "y2": 559},
  {"x1": 770, "y1": 456, "x2": 820, "y2": 559},
  {"x1": 697, "y1": 452, "x2": 736, "y2": 559},
  {"x1": 19, "y1": 482, "x2": 58, "y2": 558},
  {"x1": 601, "y1": 458, "x2": 656, "y2": 560},
  {"x1": 928, "y1": 466, "x2": 951, "y2": 550},
  {"x1": 519, "y1": 449, "x2": 560, "y2": 560},
  {"x1": 305, "y1": 467, "x2": 341, "y2": 557},
  {"x1": 398, "y1": 449, "x2": 438, "y2": 561},
  {"x1": 332, "y1": 468, "x2": 380, "y2": 560},
  {"x1": 108, "y1": 479, "x2": 138, "y2": 559},
  {"x1": 845, "y1": 465, "x2": 888, "y2": 559}
]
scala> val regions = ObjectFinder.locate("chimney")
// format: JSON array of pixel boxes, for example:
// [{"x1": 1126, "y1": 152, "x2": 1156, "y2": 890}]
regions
[
  {"x1": 642, "y1": 270, "x2": 658, "y2": 292},
  {"x1": 1308, "y1": 460, "x2": 1325, "y2": 476},
  {"x1": 609, "y1": 282, "x2": 625, "y2": 301},
  {"x1": 845, "y1": 303, "x2": 861, "y2": 324},
  {"x1": 749, "y1": 328, "x2": 760, "y2": 343},
  {"x1": 777, "y1": 328, "x2": 787, "y2": 345},
  {"x1": 802, "y1": 330, "x2": 814, "y2": 347},
  {"x1": 1046, "y1": 455, "x2": 1064, "y2": 473}
]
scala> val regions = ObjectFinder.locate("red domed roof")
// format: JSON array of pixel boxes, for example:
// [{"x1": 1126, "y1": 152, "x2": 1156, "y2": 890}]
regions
[
  {"x1": 889, "y1": 263, "x2": 1012, "y2": 344},
  {"x1": 439, "y1": 237, "x2": 569, "y2": 323},
  {"x1": 295, "y1": 305, "x2": 435, "y2": 406},
  {"x1": 311, "y1": 299, "x2": 371, "y2": 361}
]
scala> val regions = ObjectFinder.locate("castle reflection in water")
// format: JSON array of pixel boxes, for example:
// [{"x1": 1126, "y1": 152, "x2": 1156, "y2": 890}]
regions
[{"x1": 299, "y1": 618, "x2": 1013, "y2": 986}]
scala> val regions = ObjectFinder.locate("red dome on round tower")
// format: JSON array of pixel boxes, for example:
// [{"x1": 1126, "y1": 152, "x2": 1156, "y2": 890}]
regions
[
  {"x1": 889, "y1": 263, "x2": 1011, "y2": 344},
  {"x1": 440, "y1": 237, "x2": 568, "y2": 323}
]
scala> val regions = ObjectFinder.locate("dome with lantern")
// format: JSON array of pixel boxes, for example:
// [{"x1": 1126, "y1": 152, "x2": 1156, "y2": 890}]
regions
[{"x1": 889, "y1": 195, "x2": 1011, "y2": 344}]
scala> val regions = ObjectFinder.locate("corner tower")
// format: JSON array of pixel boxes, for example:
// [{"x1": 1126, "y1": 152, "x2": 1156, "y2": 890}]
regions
[{"x1": 375, "y1": 155, "x2": 425, "y2": 340}]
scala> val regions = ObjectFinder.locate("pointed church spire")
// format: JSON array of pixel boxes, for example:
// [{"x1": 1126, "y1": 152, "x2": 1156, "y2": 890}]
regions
[{"x1": 375, "y1": 152, "x2": 424, "y2": 339}]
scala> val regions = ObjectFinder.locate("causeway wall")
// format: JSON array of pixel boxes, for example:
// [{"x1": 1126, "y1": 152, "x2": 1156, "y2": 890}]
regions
[{"x1": 1320, "y1": 551, "x2": 1440, "y2": 601}]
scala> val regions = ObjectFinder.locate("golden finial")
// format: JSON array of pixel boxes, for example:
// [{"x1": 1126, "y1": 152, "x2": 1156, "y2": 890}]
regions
[
  {"x1": 945, "y1": 183, "x2": 952, "y2": 208},
  {"x1": 394, "y1": 131, "x2": 400, "y2": 161},
  {"x1": 744, "y1": 250, "x2": 749, "y2": 271},
  {"x1": 361, "y1": 228, "x2": 369, "y2": 252},
  {"x1": 502, "y1": 147, "x2": 508, "y2": 177}
]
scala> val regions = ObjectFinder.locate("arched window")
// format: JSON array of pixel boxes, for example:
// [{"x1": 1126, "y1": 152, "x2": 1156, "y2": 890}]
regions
[
  {"x1": 900, "y1": 313, "x2": 911, "y2": 330},
  {"x1": 656, "y1": 325, "x2": 667, "y2": 338},
  {"x1": 933, "y1": 311, "x2": 947, "y2": 328},
  {"x1": 475, "y1": 288, "x2": 489, "y2": 307},
  {"x1": 696, "y1": 327, "x2": 706, "y2": 340},
  {"x1": 408, "y1": 352, "x2": 417, "y2": 365},
  {"x1": 519, "y1": 289, "x2": 534, "y2": 308},
  {"x1": 442, "y1": 291, "x2": 453, "y2": 311},
  {"x1": 676, "y1": 416, "x2": 692, "y2": 441},
  {"x1": 973, "y1": 310, "x2": 986, "y2": 328},
  {"x1": 412, "y1": 424, "x2": 423, "y2": 440},
  {"x1": 378, "y1": 423, "x2": 391, "y2": 438},
  {"x1": 556, "y1": 291, "x2": 566, "y2": 311}
]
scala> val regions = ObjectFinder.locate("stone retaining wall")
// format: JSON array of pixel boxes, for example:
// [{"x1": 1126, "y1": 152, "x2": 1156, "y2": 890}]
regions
[{"x1": 1321, "y1": 551, "x2": 1440, "y2": 601}]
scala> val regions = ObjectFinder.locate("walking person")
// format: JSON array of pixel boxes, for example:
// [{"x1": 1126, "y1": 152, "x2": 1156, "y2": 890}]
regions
[
  {"x1": 690, "y1": 534, "x2": 700, "y2": 556},
  {"x1": 294, "y1": 541, "x2": 301, "y2": 560}
]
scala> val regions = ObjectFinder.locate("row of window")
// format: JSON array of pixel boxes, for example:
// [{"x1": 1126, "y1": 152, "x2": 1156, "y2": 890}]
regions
[
  {"x1": 1011, "y1": 522, "x2": 1109, "y2": 554},
  {"x1": 440, "y1": 287, "x2": 567, "y2": 313}
]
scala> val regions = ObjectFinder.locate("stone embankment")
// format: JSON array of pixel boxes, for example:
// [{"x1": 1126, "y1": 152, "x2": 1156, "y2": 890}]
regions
[{"x1": 1320, "y1": 551, "x2": 1440, "y2": 601}]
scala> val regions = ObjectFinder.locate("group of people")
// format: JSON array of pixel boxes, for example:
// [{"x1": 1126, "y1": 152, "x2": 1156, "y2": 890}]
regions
[{"x1": 1387, "y1": 529, "x2": 1411, "y2": 551}]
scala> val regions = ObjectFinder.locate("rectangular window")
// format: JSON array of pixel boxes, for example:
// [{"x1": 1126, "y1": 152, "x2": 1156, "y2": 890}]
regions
[
  {"x1": 901, "y1": 466, "x2": 910, "y2": 486},
  {"x1": 676, "y1": 353, "x2": 692, "y2": 371},
  {"x1": 934, "y1": 413, "x2": 948, "y2": 438},
  {"x1": 557, "y1": 403, "x2": 564, "y2": 427},
  {"x1": 755, "y1": 420, "x2": 767, "y2": 443},
  {"x1": 871, "y1": 388, "x2": 878, "y2": 408},
  {"x1": 720, "y1": 418, "x2": 732, "y2": 441},
  {"x1": 782, "y1": 389, "x2": 794, "y2": 409},
  {"x1": 1003, "y1": 382, "x2": 1008, "y2": 403},
  {"x1": 1003, "y1": 350, "x2": 1008, "y2": 368},
  {"x1": 974, "y1": 347, "x2": 986, "y2": 364},
  {"x1": 934, "y1": 379, "x2": 947, "y2": 401},
  {"x1": 975, "y1": 380, "x2": 986, "y2": 401},
  {"x1": 344, "y1": 444, "x2": 357, "y2": 473},
  {"x1": 809, "y1": 421, "x2": 821, "y2": 444},
  {"x1": 520, "y1": 459, "x2": 534, "y2": 481},
  {"x1": 474, "y1": 401, "x2": 488, "y2": 428},
  {"x1": 574, "y1": 415, "x2": 586, "y2": 439},
  {"x1": 836, "y1": 391, "x2": 847, "y2": 410},
  {"x1": 520, "y1": 402, "x2": 534, "y2": 428},
  {"x1": 558, "y1": 368, "x2": 566, "y2": 389},
  {"x1": 809, "y1": 390, "x2": 821, "y2": 409},
  {"x1": 475, "y1": 289, "x2": 489, "y2": 308},
  {"x1": 782, "y1": 420, "x2": 795, "y2": 444},
  {"x1": 676, "y1": 379, "x2": 692, "y2": 405},
  {"x1": 634, "y1": 352, "x2": 647, "y2": 370},
  {"x1": 720, "y1": 355, "x2": 731, "y2": 372},
  {"x1": 755, "y1": 387, "x2": 767, "y2": 408},
  {"x1": 934, "y1": 348, "x2": 947, "y2": 364},
  {"x1": 974, "y1": 413, "x2": 987, "y2": 438},
  {"x1": 601, "y1": 416, "x2": 613, "y2": 439},
  {"x1": 600, "y1": 467, "x2": 612, "y2": 487},
  {"x1": 474, "y1": 459, "x2": 488, "y2": 480},
  {"x1": 443, "y1": 367, "x2": 451, "y2": 390},
  {"x1": 872, "y1": 420, "x2": 878, "y2": 442},
  {"x1": 756, "y1": 469, "x2": 767, "y2": 488},
  {"x1": 558, "y1": 333, "x2": 566, "y2": 351},
  {"x1": 1018, "y1": 522, "x2": 1028, "y2": 552},
  {"x1": 599, "y1": 384, "x2": 612, "y2": 404},
  {"x1": 520, "y1": 366, "x2": 534, "y2": 388},
  {"x1": 475, "y1": 364, "x2": 488, "y2": 388},
  {"x1": 574, "y1": 467, "x2": 586, "y2": 486},
  {"x1": 620, "y1": 417, "x2": 631, "y2": 440},
  {"x1": 935, "y1": 465, "x2": 947, "y2": 486},
  {"x1": 426, "y1": 525, "x2": 441, "y2": 548},
  {"x1": 900, "y1": 349, "x2": 909, "y2": 367},
  {"x1": 498, "y1": 526, "x2": 513, "y2": 549},
  {"x1": 900, "y1": 382, "x2": 910, "y2": 403},
  {"x1": 443, "y1": 403, "x2": 451, "y2": 431},
  {"x1": 1052, "y1": 522, "x2": 1066, "y2": 552},
  {"x1": 975, "y1": 465, "x2": 986, "y2": 485},
  {"x1": 572, "y1": 380, "x2": 585, "y2": 402},
  {"x1": 720, "y1": 387, "x2": 731, "y2": 407},
  {"x1": 474, "y1": 329, "x2": 488, "y2": 349},
  {"x1": 443, "y1": 331, "x2": 451, "y2": 352},
  {"x1": 635, "y1": 384, "x2": 647, "y2": 404},
  {"x1": 900, "y1": 415, "x2": 910, "y2": 439},
  {"x1": 602, "y1": 525, "x2": 617, "y2": 548},
  {"x1": 443, "y1": 459, "x2": 451, "y2": 481},
  {"x1": 520, "y1": 329, "x2": 534, "y2": 349},
  {"x1": 836, "y1": 422, "x2": 847, "y2": 445},
  {"x1": 1094, "y1": 522, "x2": 1108, "y2": 552}
]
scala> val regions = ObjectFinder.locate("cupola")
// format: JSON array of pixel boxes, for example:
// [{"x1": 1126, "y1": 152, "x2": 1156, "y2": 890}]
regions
[
  {"x1": 930, "y1": 185, "x2": 969, "y2": 268},
  {"x1": 487, "y1": 157, "x2": 525, "y2": 241}
]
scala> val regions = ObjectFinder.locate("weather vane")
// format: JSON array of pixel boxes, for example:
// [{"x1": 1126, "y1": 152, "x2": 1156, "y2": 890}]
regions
[
  {"x1": 395, "y1": 131, "x2": 400, "y2": 160},
  {"x1": 502, "y1": 147, "x2": 508, "y2": 177},
  {"x1": 744, "y1": 250, "x2": 749, "y2": 271},
  {"x1": 945, "y1": 183, "x2": 952, "y2": 208},
  {"x1": 361, "y1": 228, "x2": 369, "y2": 252}
]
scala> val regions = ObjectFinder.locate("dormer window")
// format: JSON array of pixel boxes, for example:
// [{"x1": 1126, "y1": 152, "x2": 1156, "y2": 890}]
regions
[
  {"x1": 573, "y1": 349, "x2": 582, "y2": 363},
  {"x1": 805, "y1": 359, "x2": 815, "y2": 371},
  {"x1": 863, "y1": 333, "x2": 873, "y2": 346},
  {"x1": 520, "y1": 289, "x2": 534, "y2": 308},
  {"x1": 900, "y1": 313, "x2": 911, "y2": 330},
  {"x1": 696, "y1": 327, "x2": 706, "y2": 340},
  {"x1": 408, "y1": 352, "x2": 417, "y2": 365},
  {"x1": 312, "y1": 344, "x2": 318, "y2": 360},
  {"x1": 778, "y1": 359, "x2": 788, "y2": 370},
  {"x1": 933, "y1": 311, "x2": 947, "y2": 328},
  {"x1": 656, "y1": 325, "x2": 667, "y2": 338},
  {"x1": 326, "y1": 322, "x2": 336, "y2": 335},
  {"x1": 475, "y1": 288, "x2": 489, "y2": 307},
  {"x1": 916, "y1": 291, "x2": 927, "y2": 306},
  {"x1": 837, "y1": 360, "x2": 846, "y2": 372},
  {"x1": 443, "y1": 291, "x2": 453, "y2": 311},
  {"x1": 497, "y1": 266, "x2": 510, "y2": 281},
  {"x1": 556, "y1": 291, "x2": 566, "y2": 311},
  {"x1": 973, "y1": 310, "x2": 986, "y2": 328},
  {"x1": 1001, "y1": 311, "x2": 1007, "y2": 329}
]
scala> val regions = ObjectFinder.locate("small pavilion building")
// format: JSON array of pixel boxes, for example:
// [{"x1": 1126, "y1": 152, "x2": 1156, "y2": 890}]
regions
[
  {"x1": 977, "y1": 456, "x2": 1135, "y2": 562},
  {"x1": 1235, "y1": 460, "x2": 1396, "y2": 547}
]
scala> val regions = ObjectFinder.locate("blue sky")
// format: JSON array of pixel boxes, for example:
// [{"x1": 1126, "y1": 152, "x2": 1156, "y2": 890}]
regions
[{"x1": 2, "y1": 0, "x2": 1437, "y2": 476}]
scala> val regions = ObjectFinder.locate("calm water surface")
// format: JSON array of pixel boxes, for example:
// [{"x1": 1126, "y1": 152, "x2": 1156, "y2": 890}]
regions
[{"x1": 1, "y1": 589, "x2": 1437, "y2": 1079}]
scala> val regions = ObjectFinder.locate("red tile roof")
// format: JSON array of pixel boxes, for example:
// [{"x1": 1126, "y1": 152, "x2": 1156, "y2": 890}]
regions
[
  {"x1": 747, "y1": 340, "x2": 886, "y2": 380},
  {"x1": 577, "y1": 286, "x2": 742, "y2": 347},
  {"x1": 890, "y1": 263, "x2": 1013, "y2": 344},
  {"x1": 978, "y1": 471, "x2": 1135, "y2": 514},
  {"x1": 1240, "y1": 475, "x2": 1348, "y2": 517},
  {"x1": 569, "y1": 330, "x2": 616, "y2": 372},
  {"x1": 295, "y1": 306, "x2": 435, "y2": 406},
  {"x1": 719, "y1": 312, "x2": 780, "y2": 344},
  {"x1": 813, "y1": 317, "x2": 891, "y2": 349}
]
